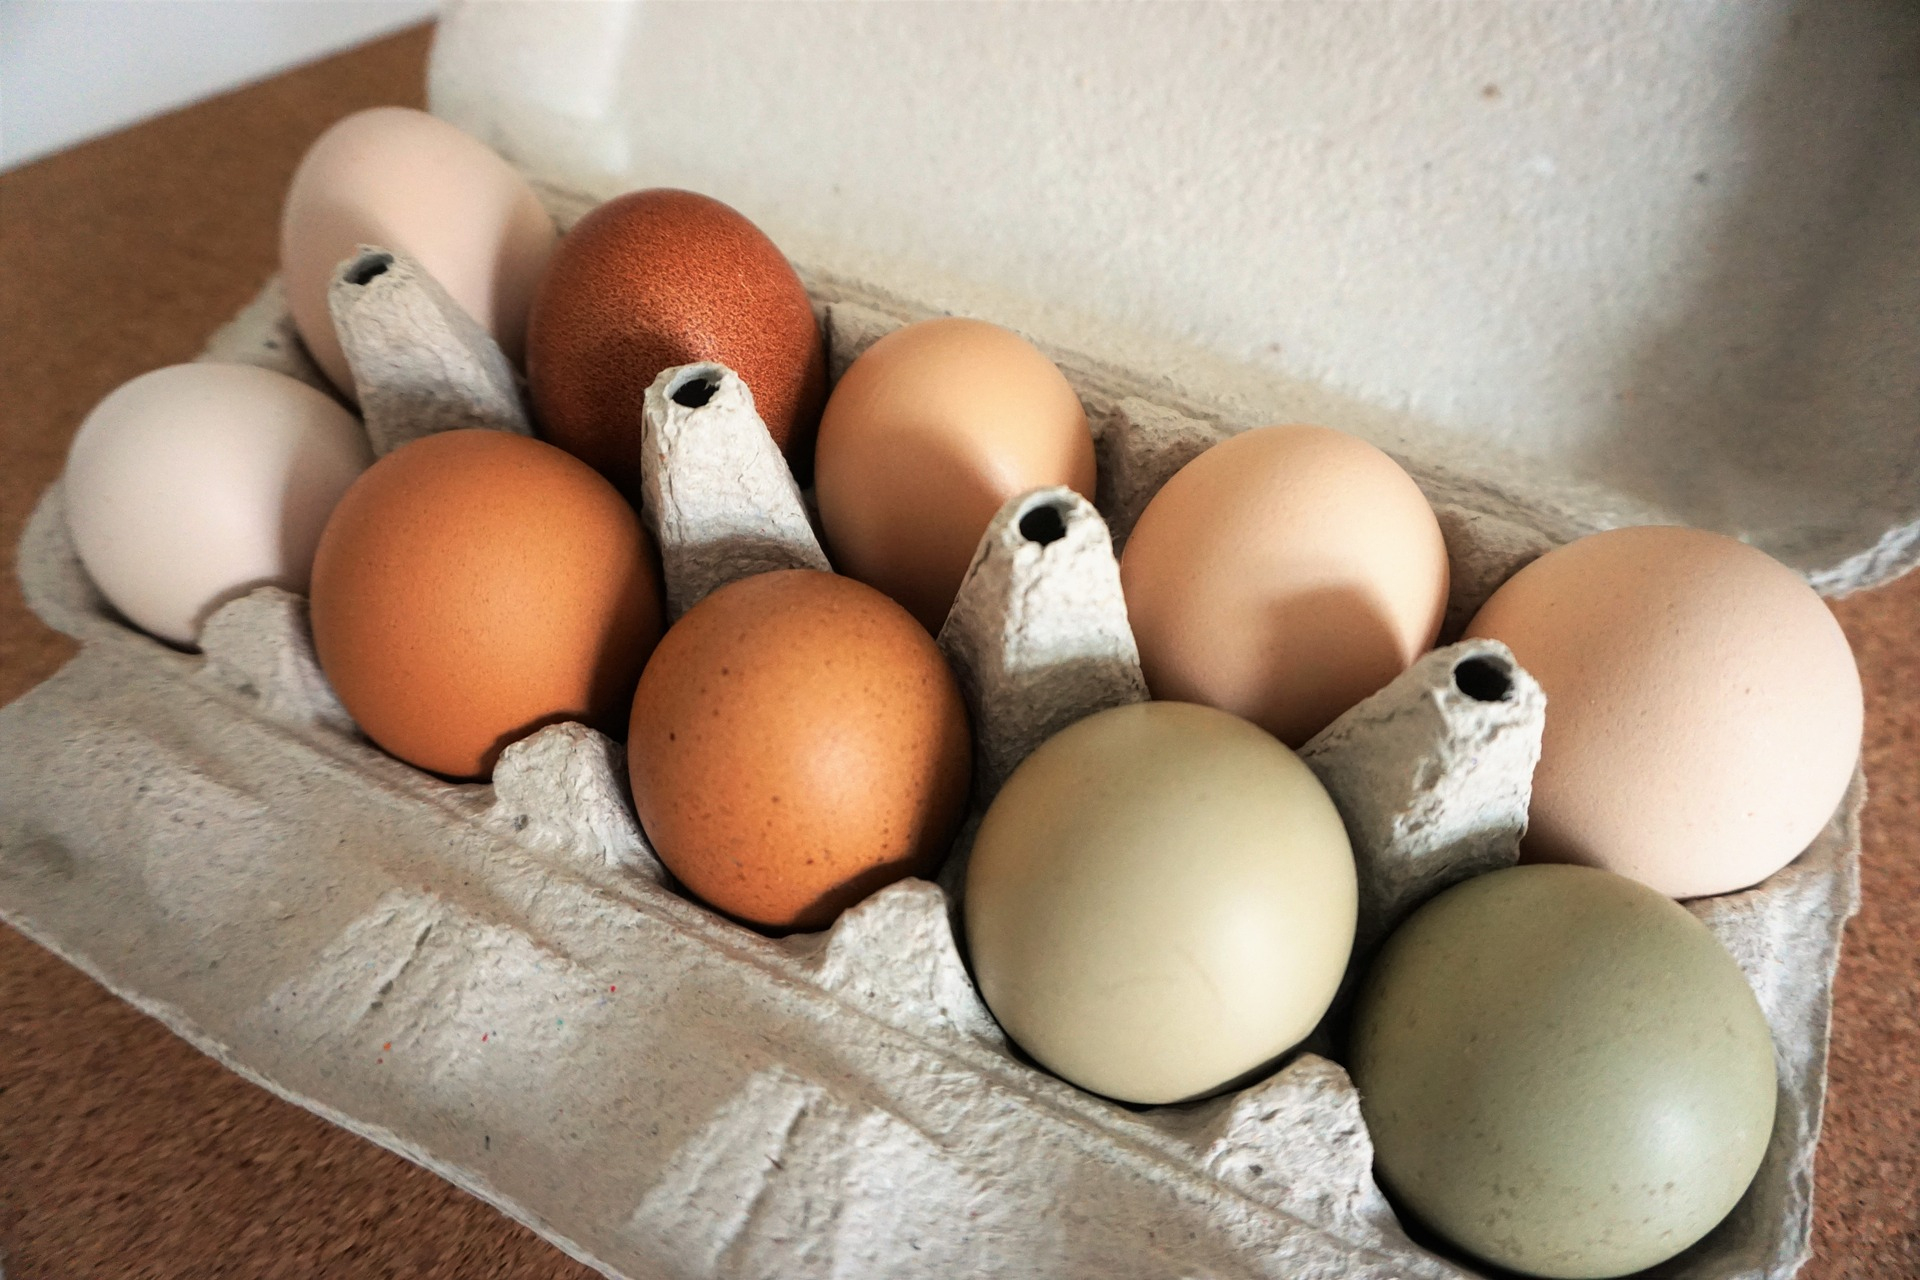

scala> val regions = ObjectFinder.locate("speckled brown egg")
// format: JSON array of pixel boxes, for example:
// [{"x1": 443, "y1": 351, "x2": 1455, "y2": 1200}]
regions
[
  {"x1": 526, "y1": 189, "x2": 826, "y2": 497},
  {"x1": 628, "y1": 569, "x2": 971, "y2": 931},
  {"x1": 310, "y1": 429, "x2": 664, "y2": 780}
]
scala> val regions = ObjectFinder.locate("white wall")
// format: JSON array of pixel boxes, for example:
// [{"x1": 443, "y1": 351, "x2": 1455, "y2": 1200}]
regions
[
  {"x1": 0, "y1": 0, "x2": 440, "y2": 172},
  {"x1": 434, "y1": 0, "x2": 1919, "y2": 581}
]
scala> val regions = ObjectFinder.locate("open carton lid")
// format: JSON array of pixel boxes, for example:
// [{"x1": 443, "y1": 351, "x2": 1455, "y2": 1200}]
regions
[{"x1": 429, "y1": 0, "x2": 1920, "y2": 594}]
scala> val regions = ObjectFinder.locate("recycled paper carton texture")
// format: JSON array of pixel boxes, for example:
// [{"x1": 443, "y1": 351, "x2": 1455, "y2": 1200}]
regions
[
  {"x1": 0, "y1": 259, "x2": 1864, "y2": 1279},
  {"x1": 3, "y1": 3, "x2": 1912, "y2": 1276}
]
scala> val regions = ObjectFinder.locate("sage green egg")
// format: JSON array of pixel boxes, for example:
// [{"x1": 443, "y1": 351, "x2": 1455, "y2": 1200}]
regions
[
  {"x1": 964, "y1": 700, "x2": 1357, "y2": 1105},
  {"x1": 1350, "y1": 864, "x2": 1777, "y2": 1279}
]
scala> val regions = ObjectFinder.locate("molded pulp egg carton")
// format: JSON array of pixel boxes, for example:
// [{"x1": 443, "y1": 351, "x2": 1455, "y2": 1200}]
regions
[{"x1": 4, "y1": 4, "x2": 1916, "y2": 1278}]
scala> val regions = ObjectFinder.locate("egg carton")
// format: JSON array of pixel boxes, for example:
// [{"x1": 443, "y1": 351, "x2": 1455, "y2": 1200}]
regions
[{"x1": 0, "y1": 243, "x2": 1860, "y2": 1279}]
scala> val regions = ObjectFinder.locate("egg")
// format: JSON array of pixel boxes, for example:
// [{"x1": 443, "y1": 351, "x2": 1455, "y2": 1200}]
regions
[
  {"x1": 63, "y1": 363, "x2": 371, "y2": 648},
  {"x1": 1119, "y1": 425, "x2": 1448, "y2": 747},
  {"x1": 1464, "y1": 525, "x2": 1862, "y2": 898},
  {"x1": 1350, "y1": 864, "x2": 1778, "y2": 1279},
  {"x1": 627, "y1": 569, "x2": 970, "y2": 932},
  {"x1": 964, "y1": 701, "x2": 1356, "y2": 1105},
  {"x1": 310, "y1": 430, "x2": 662, "y2": 780},
  {"x1": 281, "y1": 107, "x2": 557, "y2": 399},
  {"x1": 526, "y1": 189, "x2": 825, "y2": 495},
  {"x1": 812, "y1": 318, "x2": 1096, "y2": 632}
]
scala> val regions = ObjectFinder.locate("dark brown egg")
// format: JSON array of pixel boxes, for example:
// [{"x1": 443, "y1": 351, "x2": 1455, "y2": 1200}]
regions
[{"x1": 526, "y1": 189, "x2": 826, "y2": 497}]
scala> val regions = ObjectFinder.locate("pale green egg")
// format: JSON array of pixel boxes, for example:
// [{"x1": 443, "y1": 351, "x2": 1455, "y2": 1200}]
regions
[
  {"x1": 1350, "y1": 864, "x2": 1777, "y2": 1279},
  {"x1": 965, "y1": 700, "x2": 1357, "y2": 1105}
]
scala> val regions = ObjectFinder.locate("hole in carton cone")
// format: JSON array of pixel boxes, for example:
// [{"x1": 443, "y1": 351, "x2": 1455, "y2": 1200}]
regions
[
  {"x1": 1018, "y1": 503, "x2": 1068, "y2": 545},
  {"x1": 1453, "y1": 656, "x2": 1513, "y2": 703},
  {"x1": 345, "y1": 252, "x2": 393, "y2": 287},
  {"x1": 671, "y1": 374, "x2": 719, "y2": 409}
]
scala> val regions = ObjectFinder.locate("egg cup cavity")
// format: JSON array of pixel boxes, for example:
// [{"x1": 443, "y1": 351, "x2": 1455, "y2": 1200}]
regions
[
  {"x1": 818, "y1": 298, "x2": 902, "y2": 386},
  {"x1": 936, "y1": 485, "x2": 1147, "y2": 803},
  {"x1": 635, "y1": 361, "x2": 829, "y2": 622},
  {"x1": 199, "y1": 276, "x2": 334, "y2": 395},
  {"x1": 326, "y1": 244, "x2": 533, "y2": 455},
  {"x1": 15, "y1": 480, "x2": 128, "y2": 650},
  {"x1": 196, "y1": 587, "x2": 356, "y2": 736},
  {"x1": 1299, "y1": 640, "x2": 1543, "y2": 977},
  {"x1": 1, "y1": 265, "x2": 1863, "y2": 1280},
  {"x1": 1095, "y1": 396, "x2": 1232, "y2": 550}
]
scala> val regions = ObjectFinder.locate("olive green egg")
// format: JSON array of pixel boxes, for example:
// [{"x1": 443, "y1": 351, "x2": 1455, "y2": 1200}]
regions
[
  {"x1": 1349, "y1": 864, "x2": 1777, "y2": 1279},
  {"x1": 964, "y1": 700, "x2": 1357, "y2": 1105}
]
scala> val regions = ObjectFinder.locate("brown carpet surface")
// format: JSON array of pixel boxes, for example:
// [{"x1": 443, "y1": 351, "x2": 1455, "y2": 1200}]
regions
[{"x1": 1, "y1": 22, "x2": 1914, "y2": 1280}]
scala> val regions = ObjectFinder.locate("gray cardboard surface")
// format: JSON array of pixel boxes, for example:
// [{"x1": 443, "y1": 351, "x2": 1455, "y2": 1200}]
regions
[{"x1": 0, "y1": 272, "x2": 1863, "y2": 1278}]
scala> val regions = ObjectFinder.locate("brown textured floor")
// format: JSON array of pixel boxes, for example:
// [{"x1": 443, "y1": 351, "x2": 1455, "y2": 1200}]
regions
[
  {"x1": 0, "y1": 27, "x2": 595, "y2": 1280},
  {"x1": 0, "y1": 21, "x2": 1914, "y2": 1280}
]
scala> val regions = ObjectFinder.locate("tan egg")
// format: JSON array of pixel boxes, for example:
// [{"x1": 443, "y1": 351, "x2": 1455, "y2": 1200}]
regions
[
  {"x1": 310, "y1": 430, "x2": 663, "y2": 780},
  {"x1": 627, "y1": 570, "x2": 971, "y2": 931},
  {"x1": 281, "y1": 107, "x2": 557, "y2": 401},
  {"x1": 1465, "y1": 525, "x2": 1863, "y2": 898},
  {"x1": 1119, "y1": 425, "x2": 1449, "y2": 747},
  {"x1": 813, "y1": 318, "x2": 1096, "y2": 632}
]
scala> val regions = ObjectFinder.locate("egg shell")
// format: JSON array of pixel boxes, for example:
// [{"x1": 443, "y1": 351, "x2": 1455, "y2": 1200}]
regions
[
  {"x1": 627, "y1": 569, "x2": 970, "y2": 932},
  {"x1": 526, "y1": 189, "x2": 825, "y2": 495},
  {"x1": 964, "y1": 700, "x2": 1357, "y2": 1105},
  {"x1": 281, "y1": 107, "x2": 557, "y2": 400},
  {"x1": 63, "y1": 363, "x2": 371, "y2": 648},
  {"x1": 310, "y1": 429, "x2": 663, "y2": 780},
  {"x1": 813, "y1": 318, "x2": 1097, "y2": 632},
  {"x1": 1350, "y1": 864, "x2": 1778, "y2": 1279},
  {"x1": 7, "y1": 262, "x2": 1864, "y2": 1280},
  {"x1": 1119, "y1": 424, "x2": 1449, "y2": 747},
  {"x1": 1464, "y1": 524, "x2": 1863, "y2": 899}
]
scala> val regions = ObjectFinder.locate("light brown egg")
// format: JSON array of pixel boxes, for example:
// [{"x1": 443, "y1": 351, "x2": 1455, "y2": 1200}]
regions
[
  {"x1": 526, "y1": 189, "x2": 826, "y2": 497},
  {"x1": 1120, "y1": 425, "x2": 1449, "y2": 747},
  {"x1": 627, "y1": 570, "x2": 971, "y2": 931},
  {"x1": 813, "y1": 318, "x2": 1096, "y2": 632},
  {"x1": 281, "y1": 107, "x2": 557, "y2": 401},
  {"x1": 310, "y1": 430, "x2": 663, "y2": 780},
  {"x1": 1465, "y1": 525, "x2": 1863, "y2": 898}
]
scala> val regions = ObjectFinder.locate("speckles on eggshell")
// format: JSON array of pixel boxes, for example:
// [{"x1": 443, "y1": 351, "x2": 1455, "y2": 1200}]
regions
[
  {"x1": 627, "y1": 569, "x2": 970, "y2": 931},
  {"x1": 526, "y1": 189, "x2": 826, "y2": 498}
]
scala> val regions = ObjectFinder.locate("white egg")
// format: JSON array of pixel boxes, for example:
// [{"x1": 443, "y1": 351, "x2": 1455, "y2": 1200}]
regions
[
  {"x1": 281, "y1": 107, "x2": 557, "y2": 401},
  {"x1": 63, "y1": 363, "x2": 372, "y2": 647}
]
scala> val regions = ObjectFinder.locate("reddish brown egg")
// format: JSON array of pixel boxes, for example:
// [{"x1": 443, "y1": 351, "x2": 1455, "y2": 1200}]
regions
[
  {"x1": 526, "y1": 189, "x2": 826, "y2": 497},
  {"x1": 311, "y1": 429, "x2": 664, "y2": 780},
  {"x1": 628, "y1": 570, "x2": 971, "y2": 931}
]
